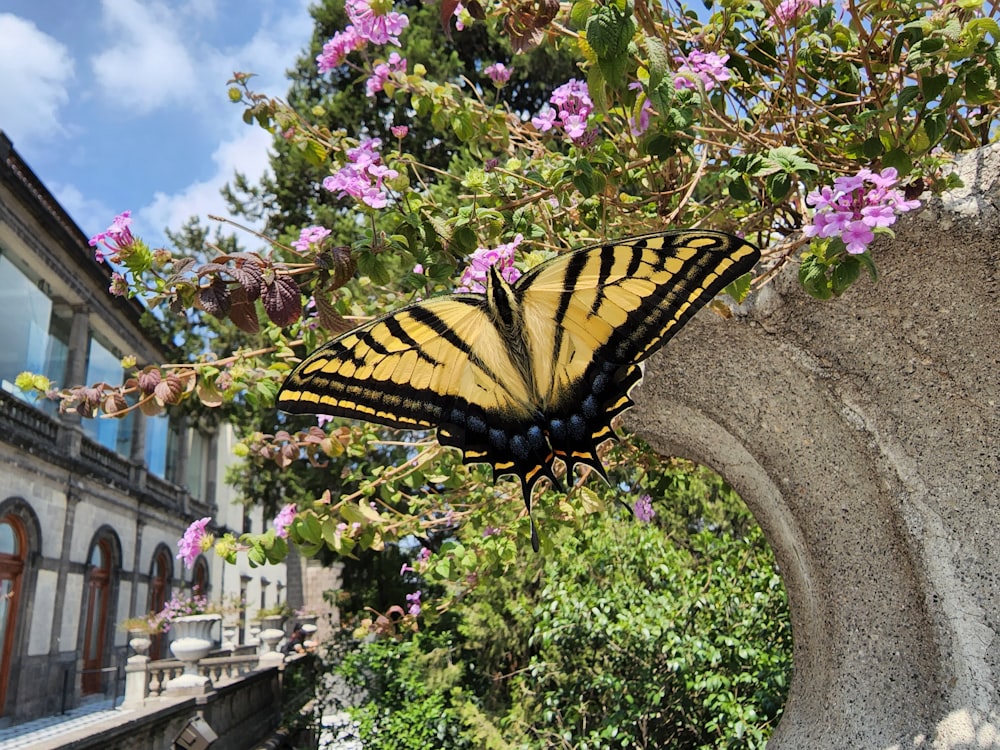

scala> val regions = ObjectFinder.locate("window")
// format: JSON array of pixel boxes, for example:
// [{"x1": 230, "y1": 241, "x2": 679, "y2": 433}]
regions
[
  {"x1": 0, "y1": 516, "x2": 26, "y2": 715},
  {"x1": 82, "y1": 540, "x2": 113, "y2": 695},
  {"x1": 147, "y1": 549, "x2": 172, "y2": 660},
  {"x1": 0, "y1": 252, "x2": 66, "y2": 402},
  {"x1": 82, "y1": 335, "x2": 133, "y2": 455},
  {"x1": 186, "y1": 429, "x2": 208, "y2": 499}
]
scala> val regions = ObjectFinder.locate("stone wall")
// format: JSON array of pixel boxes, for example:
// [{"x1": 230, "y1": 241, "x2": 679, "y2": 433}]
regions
[{"x1": 627, "y1": 145, "x2": 1000, "y2": 748}]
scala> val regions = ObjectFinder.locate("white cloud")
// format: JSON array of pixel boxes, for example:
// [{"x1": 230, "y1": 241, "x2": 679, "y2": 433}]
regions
[
  {"x1": 51, "y1": 182, "x2": 114, "y2": 240},
  {"x1": 139, "y1": 125, "x2": 274, "y2": 245},
  {"x1": 90, "y1": 0, "x2": 199, "y2": 114},
  {"x1": 0, "y1": 14, "x2": 75, "y2": 146}
]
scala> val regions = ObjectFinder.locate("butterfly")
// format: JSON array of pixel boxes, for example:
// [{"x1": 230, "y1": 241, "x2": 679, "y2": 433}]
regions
[{"x1": 277, "y1": 230, "x2": 760, "y2": 549}]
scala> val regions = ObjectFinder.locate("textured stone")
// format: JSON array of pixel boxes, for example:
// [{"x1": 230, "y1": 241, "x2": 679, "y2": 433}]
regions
[{"x1": 628, "y1": 145, "x2": 1000, "y2": 749}]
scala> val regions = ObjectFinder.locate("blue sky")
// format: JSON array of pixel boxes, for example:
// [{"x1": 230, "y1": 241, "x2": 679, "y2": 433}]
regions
[{"x1": 0, "y1": 0, "x2": 316, "y2": 249}]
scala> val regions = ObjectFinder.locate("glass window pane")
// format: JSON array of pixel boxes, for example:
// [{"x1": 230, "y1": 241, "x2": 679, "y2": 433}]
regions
[
  {"x1": 82, "y1": 336, "x2": 133, "y2": 455},
  {"x1": 0, "y1": 253, "x2": 54, "y2": 401},
  {"x1": 0, "y1": 522, "x2": 15, "y2": 555},
  {"x1": 145, "y1": 415, "x2": 169, "y2": 477}
]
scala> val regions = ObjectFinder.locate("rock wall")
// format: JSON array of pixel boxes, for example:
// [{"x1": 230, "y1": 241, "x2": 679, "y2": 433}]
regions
[{"x1": 628, "y1": 146, "x2": 1000, "y2": 749}]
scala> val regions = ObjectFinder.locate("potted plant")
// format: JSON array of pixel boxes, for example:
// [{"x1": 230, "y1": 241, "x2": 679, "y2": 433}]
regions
[{"x1": 156, "y1": 591, "x2": 223, "y2": 693}]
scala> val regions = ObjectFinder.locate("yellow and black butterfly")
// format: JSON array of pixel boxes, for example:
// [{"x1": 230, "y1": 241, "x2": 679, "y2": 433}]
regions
[{"x1": 277, "y1": 230, "x2": 760, "y2": 548}]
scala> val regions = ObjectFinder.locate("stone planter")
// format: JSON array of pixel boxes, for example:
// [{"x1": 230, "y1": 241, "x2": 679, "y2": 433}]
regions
[
  {"x1": 258, "y1": 614, "x2": 285, "y2": 632},
  {"x1": 127, "y1": 630, "x2": 152, "y2": 657},
  {"x1": 166, "y1": 614, "x2": 222, "y2": 694}
]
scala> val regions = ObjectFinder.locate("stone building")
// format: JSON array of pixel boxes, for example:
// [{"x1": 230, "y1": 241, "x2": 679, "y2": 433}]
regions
[{"x1": 0, "y1": 131, "x2": 289, "y2": 726}]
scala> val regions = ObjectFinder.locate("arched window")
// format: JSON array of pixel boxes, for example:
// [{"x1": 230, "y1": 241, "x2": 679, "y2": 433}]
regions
[
  {"x1": 147, "y1": 547, "x2": 173, "y2": 660},
  {"x1": 0, "y1": 516, "x2": 26, "y2": 714},
  {"x1": 81, "y1": 539, "x2": 113, "y2": 695},
  {"x1": 192, "y1": 557, "x2": 209, "y2": 597}
]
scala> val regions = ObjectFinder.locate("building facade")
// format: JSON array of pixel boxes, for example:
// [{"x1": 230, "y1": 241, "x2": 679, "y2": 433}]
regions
[{"x1": 0, "y1": 132, "x2": 288, "y2": 725}]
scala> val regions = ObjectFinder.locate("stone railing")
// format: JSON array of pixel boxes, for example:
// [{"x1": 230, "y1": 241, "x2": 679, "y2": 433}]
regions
[{"x1": 141, "y1": 653, "x2": 260, "y2": 698}]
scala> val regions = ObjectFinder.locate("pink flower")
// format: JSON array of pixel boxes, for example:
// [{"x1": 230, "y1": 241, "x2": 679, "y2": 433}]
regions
[
  {"x1": 628, "y1": 82, "x2": 653, "y2": 136},
  {"x1": 177, "y1": 517, "x2": 212, "y2": 566},
  {"x1": 766, "y1": 0, "x2": 821, "y2": 28},
  {"x1": 345, "y1": 0, "x2": 409, "y2": 46},
  {"x1": 633, "y1": 495, "x2": 656, "y2": 522},
  {"x1": 89, "y1": 210, "x2": 137, "y2": 264},
  {"x1": 485, "y1": 63, "x2": 511, "y2": 86},
  {"x1": 391, "y1": 124, "x2": 409, "y2": 139},
  {"x1": 316, "y1": 27, "x2": 365, "y2": 72},
  {"x1": 322, "y1": 138, "x2": 397, "y2": 209},
  {"x1": 417, "y1": 547, "x2": 432, "y2": 563},
  {"x1": 457, "y1": 235, "x2": 524, "y2": 293},
  {"x1": 406, "y1": 590, "x2": 422, "y2": 616},
  {"x1": 317, "y1": 414, "x2": 334, "y2": 427},
  {"x1": 674, "y1": 49, "x2": 731, "y2": 92},
  {"x1": 292, "y1": 225, "x2": 332, "y2": 252},
  {"x1": 272, "y1": 503, "x2": 297, "y2": 538},
  {"x1": 531, "y1": 79, "x2": 595, "y2": 144},
  {"x1": 805, "y1": 167, "x2": 921, "y2": 254},
  {"x1": 366, "y1": 52, "x2": 407, "y2": 97},
  {"x1": 108, "y1": 272, "x2": 128, "y2": 297}
]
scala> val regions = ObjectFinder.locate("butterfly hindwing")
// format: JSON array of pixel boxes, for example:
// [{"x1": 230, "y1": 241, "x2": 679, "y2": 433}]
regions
[{"x1": 277, "y1": 229, "x2": 760, "y2": 529}]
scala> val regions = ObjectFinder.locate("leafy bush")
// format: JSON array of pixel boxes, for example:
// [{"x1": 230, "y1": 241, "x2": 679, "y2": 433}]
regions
[{"x1": 331, "y1": 463, "x2": 791, "y2": 749}]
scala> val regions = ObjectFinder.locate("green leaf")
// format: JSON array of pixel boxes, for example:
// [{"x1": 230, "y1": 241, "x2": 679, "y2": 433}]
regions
[
  {"x1": 728, "y1": 176, "x2": 752, "y2": 202},
  {"x1": 586, "y1": 3, "x2": 636, "y2": 87},
  {"x1": 881, "y1": 148, "x2": 913, "y2": 176},
  {"x1": 831, "y1": 256, "x2": 861, "y2": 296},
  {"x1": 799, "y1": 252, "x2": 833, "y2": 300},
  {"x1": 723, "y1": 272, "x2": 754, "y2": 304}
]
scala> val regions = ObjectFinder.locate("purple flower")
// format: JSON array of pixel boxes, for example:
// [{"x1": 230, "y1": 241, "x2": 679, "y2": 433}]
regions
[
  {"x1": 766, "y1": 0, "x2": 821, "y2": 29},
  {"x1": 322, "y1": 138, "x2": 398, "y2": 209},
  {"x1": 628, "y1": 81, "x2": 653, "y2": 137},
  {"x1": 400, "y1": 562, "x2": 415, "y2": 575},
  {"x1": 109, "y1": 272, "x2": 129, "y2": 297},
  {"x1": 177, "y1": 517, "x2": 212, "y2": 566},
  {"x1": 89, "y1": 210, "x2": 137, "y2": 264},
  {"x1": 485, "y1": 63, "x2": 511, "y2": 87},
  {"x1": 482, "y1": 526, "x2": 502, "y2": 537},
  {"x1": 633, "y1": 495, "x2": 656, "y2": 522},
  {"x1": 531, "y1": 79, "x2": 595, "y2": 144},
  {"x1": 417, "y1": 547, "x2": 432, "y2": 563},
  {"x1": 345, "y1": 0, "x2": 409, "y2": 46},
  {"x1": 317, "y1": 414, "x2": 334, "y2": 427},
  {"x1": 366, "y1": 52, "x2": 407, "y2": 97},
  {"x1": 674, "y1": 49, "x2": 731, "y2": 92},
  {"x1": 456, "y1": 235, "x2": 523, "y2": 293},
  {"x1": 291, "y1": 225, "x2": 332, "y2": 253},
  {"x1": 316, "y1": 27, "x2": 365, "y2": 72},
  {"x1": 805, "y1": 167, "x2": 920, "y2": 254},
  {"x1": 272, "y1": 503, "x2": 297, "y2": 538},
  {"x1": 406, "y1": 590, "x2": 422, "y2": 616}
]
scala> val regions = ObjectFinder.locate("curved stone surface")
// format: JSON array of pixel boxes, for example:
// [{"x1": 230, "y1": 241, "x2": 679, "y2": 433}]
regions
[{"x1": 627, "y1": 146, "x2": 1000, "y2": 749}]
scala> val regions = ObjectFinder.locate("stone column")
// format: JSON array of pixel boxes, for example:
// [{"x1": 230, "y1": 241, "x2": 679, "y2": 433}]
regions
[{"x1": 627, "y1": 145, "x2": 1000, "y2": 748}]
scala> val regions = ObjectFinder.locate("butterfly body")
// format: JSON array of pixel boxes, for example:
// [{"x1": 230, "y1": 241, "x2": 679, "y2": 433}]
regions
[{"x1": 278, "y1": 230, "x2": 760, "y2": 528}]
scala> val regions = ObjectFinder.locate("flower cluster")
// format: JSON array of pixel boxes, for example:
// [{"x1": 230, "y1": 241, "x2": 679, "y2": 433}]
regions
[
  {"x1": 531, "y1": 79, "x2": 595, "y2": 143},
  {"x1": 804, "y1": 167, "x2": 920, "y2": 254},
  {"x1": 674, "y1": 49, "x2": 732, "y2": 92},
  {"x1": 406, "y1": 590, "x2": 422, "y2": 616},
  {"x1": 766, "y1": 0, "x2": 821, "y2": 29},
  {"x1": 177, "y1": 517, "x2": 213, "y2": 567},
  {"x1": 89, "y1": 210, "x2": 137, "y2": 264},
  {"x1": 633, "y1": 495, "x2": 656, "y2": 523},
  {"x1": 316, "y1": 0, "x2": 409, "y2": 72},
  {"x1": 366, "y1": 52, "x2": 407, "y2": 97},
  {"x1": 291, "y1": 225, "x2": 332, "y2": 253},
  {"x1": 322, "y1": 138, "x2": 398, "y2": 209},
  {"x1": 273, "y1": 503, "x2": 297, "y2": 539},
  {"x1": 456, "y1": 235, "x2": 524, "y2": 293},
  {"x1": 484, "y1": 62, "x2": 511, "y2": 87}
]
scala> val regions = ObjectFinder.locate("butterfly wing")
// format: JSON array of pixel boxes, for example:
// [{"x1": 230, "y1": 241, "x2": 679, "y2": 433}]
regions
[
  {"x1": 277, "y1": 295, "x2": 535, "y2": 430},
  {"x1": 516, "y1": 230, "x2": 760, "y2": 476}
]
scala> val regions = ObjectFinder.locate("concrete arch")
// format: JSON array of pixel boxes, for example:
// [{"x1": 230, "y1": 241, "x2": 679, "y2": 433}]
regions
[{"x1": 627, "y1": 145, "x2": 1000, "y2": 749}]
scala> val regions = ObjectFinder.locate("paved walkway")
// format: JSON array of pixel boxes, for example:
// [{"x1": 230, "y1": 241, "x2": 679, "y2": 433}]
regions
[{"x1": 0, "y1": 698, "x2": 131, "y2": 749}]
